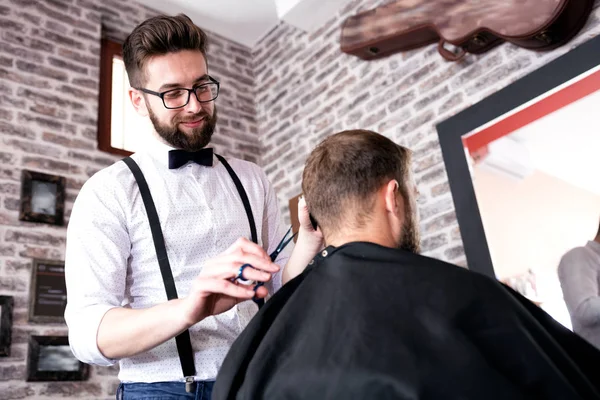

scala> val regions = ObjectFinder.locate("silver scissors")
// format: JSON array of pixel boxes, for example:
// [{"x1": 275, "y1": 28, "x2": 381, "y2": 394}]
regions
[{"x1": 233, "y1": 225, "x2": 296, "y2": 307}]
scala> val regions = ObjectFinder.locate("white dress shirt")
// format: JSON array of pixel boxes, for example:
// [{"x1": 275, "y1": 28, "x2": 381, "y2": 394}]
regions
[{"x1": 64, "y1": 137, "x2": 291, "y2": 383}]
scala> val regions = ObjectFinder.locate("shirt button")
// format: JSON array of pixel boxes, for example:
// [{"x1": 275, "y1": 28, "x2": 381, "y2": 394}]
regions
[
  {"x1": 321, "y1": 250, "x2": 328, "y2": 257},
  {"x1": 309, "y1": 259, "x2": 314, "y2": 265}
]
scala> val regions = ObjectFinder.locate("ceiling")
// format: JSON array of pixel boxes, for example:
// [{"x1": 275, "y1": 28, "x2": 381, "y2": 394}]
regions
[
  {"x1": 135, "y1": 0, "x2": 351, "y2": 48},
  {"x1": 509, "y1": 88, "x2": 600, "y2": 196}
]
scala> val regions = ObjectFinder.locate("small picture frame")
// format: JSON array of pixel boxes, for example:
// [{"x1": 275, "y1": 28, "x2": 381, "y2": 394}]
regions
[
  {"x1": 29, "y1": 259, "x2": 67, "y2": 324},
  {"x1": 26, "y1": 336, "x2": 89, "y2": 382},
  {"x1": 19, "y1": 170, "x2": 66, "y2": 226},
  {"x1": 0, "y1": 296, "x2": 14, "y2": 357}
]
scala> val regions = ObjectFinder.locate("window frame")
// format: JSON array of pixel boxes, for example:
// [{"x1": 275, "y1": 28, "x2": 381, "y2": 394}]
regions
[{"x1": 97, "y1": 38, "x2": 133, "y2": 157}]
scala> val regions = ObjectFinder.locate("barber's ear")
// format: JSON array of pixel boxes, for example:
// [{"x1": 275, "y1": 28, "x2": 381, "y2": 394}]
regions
[
  {"x1": 129, "y1": 88, "x2": 149, "y2": 117},
  {"x1": 384, "y1": 179, "x2": 401, "y2": 215}
]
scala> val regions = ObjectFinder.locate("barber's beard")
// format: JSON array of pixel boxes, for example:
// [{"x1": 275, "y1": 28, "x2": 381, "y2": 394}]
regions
[
  {"x1": 399, "y1": 203, "x2": 421, "y2": 254},
  {"x1": 148, "y1": 105, "x2": 218, "y2": 151}
]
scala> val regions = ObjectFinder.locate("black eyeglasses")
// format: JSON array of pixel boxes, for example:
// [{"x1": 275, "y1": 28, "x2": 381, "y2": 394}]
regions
[{"x1": 135, "y1": 76, "x2": 220, "y2": 109}]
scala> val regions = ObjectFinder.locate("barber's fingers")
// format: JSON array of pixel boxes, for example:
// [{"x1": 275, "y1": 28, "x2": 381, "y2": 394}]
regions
[
  {"x1": 254, "y1": 285, "x2": 268, "y2": 299},
  {"x1": 222, "y1": 237, "x2": 270, "y2": 260},
  {"x1": 195, "y1": 277, "x2": 256, "y2": 299},
  {"x1": 202, "y1": 254, "x2": 277, "y2": 280}
]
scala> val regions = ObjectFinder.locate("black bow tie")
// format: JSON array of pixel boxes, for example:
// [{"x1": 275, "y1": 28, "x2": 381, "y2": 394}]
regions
[{"x1": 168, "y1": 148, "x2": 214, "y2": 169}]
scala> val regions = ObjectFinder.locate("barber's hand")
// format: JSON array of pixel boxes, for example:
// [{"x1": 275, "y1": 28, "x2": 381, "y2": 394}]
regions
[
  {"x1": 180, "y1": 237, "x2": 280, "y2": 326},
  {"x1": 297, "y1": 196, "x2": 323, "y2": 251}
]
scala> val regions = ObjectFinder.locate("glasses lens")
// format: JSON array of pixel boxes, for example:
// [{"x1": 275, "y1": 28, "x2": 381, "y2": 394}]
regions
[
  {"x1": 163, "y1": 89, "x2": 190, "y2": 108},
  {"x1": 194, "y1": 83, "x2": 218, "y2": 102}
]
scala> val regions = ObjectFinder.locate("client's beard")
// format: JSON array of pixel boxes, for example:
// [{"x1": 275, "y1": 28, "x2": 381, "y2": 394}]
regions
[
  {"x1": 148, "y1": 106, "x2": 218, "y2": 151},
  {"x1": 399, "y1": 204, "x2": 421, "y2": 254}
]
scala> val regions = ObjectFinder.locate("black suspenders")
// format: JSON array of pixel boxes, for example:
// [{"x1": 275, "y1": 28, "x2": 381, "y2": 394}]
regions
[{"x1": 122, "y1": 154, "x2": 258, "y2": 392}]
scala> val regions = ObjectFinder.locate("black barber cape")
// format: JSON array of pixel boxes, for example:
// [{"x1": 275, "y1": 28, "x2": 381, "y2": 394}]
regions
[{"x1": 213, "y1": 242, "x2": 600, "y2": 400}]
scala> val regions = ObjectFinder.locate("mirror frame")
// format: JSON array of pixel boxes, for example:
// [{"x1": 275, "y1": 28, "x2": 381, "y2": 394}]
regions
[{"x1": 436, "y1": 34, "x2": 600, "y2": 278}]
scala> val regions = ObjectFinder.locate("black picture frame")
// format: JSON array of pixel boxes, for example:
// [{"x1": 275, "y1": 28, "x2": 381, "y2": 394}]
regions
[
  {"x1": 436, "y1": 34, "x2": 600, "y2": 278},
  {"x1": 0, "y1": 296, "x2": 14, "y2": 357},
  {"x1": 29, "y1": 259, "x2": 67, "y2": 324},
  {"x1": 26, "y1": 335, "x2": 89, "y2": 382},
  {"x1": 19, "y1": 170, "x2": 66, "y2": 226}
]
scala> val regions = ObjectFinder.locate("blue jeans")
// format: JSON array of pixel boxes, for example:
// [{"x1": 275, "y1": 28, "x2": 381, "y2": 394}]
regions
[{"x1": 117, "y1": 381, "x2": 214, "y2": 400}]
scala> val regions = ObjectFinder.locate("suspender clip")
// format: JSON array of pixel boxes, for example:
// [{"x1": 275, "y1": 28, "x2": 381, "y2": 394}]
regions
[{"x1": 185, "y1": 376, "x2": 196, "y2": 393}]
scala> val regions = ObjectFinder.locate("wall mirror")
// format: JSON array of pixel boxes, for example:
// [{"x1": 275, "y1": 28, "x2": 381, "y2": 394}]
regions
[{"x1": 437, "y1": 35, "x2": 600, "y2": 333}]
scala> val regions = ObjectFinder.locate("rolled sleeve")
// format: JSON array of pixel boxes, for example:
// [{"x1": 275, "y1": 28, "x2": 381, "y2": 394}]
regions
[
  {"x1": 64, "y1": 172, "x2": 130, "y2": 365},
  {"x1": 65, "y1": 303, "x2": 118, "y2": 366}
]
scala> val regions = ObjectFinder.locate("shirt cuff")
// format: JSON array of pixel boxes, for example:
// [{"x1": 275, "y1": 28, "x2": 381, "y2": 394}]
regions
[{"x1": 66, "y1": 303, "x2": 119, "y2": 366}]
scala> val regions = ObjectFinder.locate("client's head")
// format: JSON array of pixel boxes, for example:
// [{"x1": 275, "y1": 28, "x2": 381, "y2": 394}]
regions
[{"x1": 302, "y1": 129, "x2": 420, "y2": 253}]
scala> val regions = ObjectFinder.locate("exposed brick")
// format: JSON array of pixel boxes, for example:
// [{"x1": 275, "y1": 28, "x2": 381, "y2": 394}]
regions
[
  {"x1": 18, "y1": 87, "x2": 86, "y2": 111},
  {"x1": 0, "y1": 68, "x2": 52, "y2": 89},
  {"x1": 397, "y1": 109, "x2": 436, "y2": 136},
  {"x1": 23, "y1": 156, "x2": 80, "y2": 174},
  {"x1": 0, "y1": 276, "x2": 27, "y2": 291},
  {"x1": 15, "y1": 60, "x2": 68, "y2": 82},
  {"x1": 2, "y1": 31, "x2": 55, "y2": 54},
  {"x1": 445, "y1": 245, "x2": 465, "y2": 260},
  {"x1": 5, "y1": 230, "x2": 65, "y2": 247},
  {"x1": 414, "y1": 151, "x2": 444, "y2": 174},
  {"x1": 420, "y1": 197, "x2": 454, "y2": 221},
  {"x1": 451, "y1": 226, "x2": 463, "y2": 241},
  {"x1": 58, "y1": 84, "x2": 96, "y2": 100},
  {"x1": 421, "y1": 232, "x2": 449, "y2": 253},
  {"x1": 386, "y1": 90, "x2": 417, "y2": 113},
  {"x1": 451, "y1": 52, "x2": 504, "y2": 89},
  {"x1": 466, "y1": 55, "x2": 532, "y2": 96},
  {"x1": 0, "y1": 244, "x2": 16, "y2": 256},
  {"x1": 424, "y1": 211, "x2": 457, "y2": 234},
  {"x1": 0, "y1": 182, "x2": 19, "y2": 196},
  {"x1": 30, "y1": 28, "x2": 85, "y2": 50},
  {"x1": 4, "y1": 259, "x2": 31, "y2": 274},
  {"x1": 439, "y1": 92, "x2": 464, "y2": 115},
  {"x1": 430, "y1": 181, "x2": 449, "y2": 197},
  {"x1": 0, "y1": 17, "x2": 27, "y2": 33},
  {"x1": 14, "y1": 11, "x2": 42, "y2": 25},
  {"x1": 0, "y1": 107, "x2": 13, "y2": 121},
  {"x1": 42, "y1": 132, "x2": 95, "y2": 150},
  {"x1": 362, "y1": 108, "x2": 387, "y2": 127},
  {"x1": 0, "y1": 384, "x2": 35, "y2": 399},
  {"x1": 4, "y1": 138, "x2": 63, "y2": 158},
  {"x1": 414, "y1": 85, "x2": 450, "y2": 111},
  {"x1": 4, "y1": 197, "x2": 19, "y2": 211},
  {"x1": 48, "y1": 57, "x2": 88, "y2": 75},
  {"x1": 18, "y1": 113, "x2": 63, "y2": 131},
  {"x1": 419, "y1": 165, "x2": 447, "y2": 185}
]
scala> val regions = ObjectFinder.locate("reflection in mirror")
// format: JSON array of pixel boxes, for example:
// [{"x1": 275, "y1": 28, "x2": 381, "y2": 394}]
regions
[{"x1": 461, "y1": 64, "x2": 600, "y2": 332}]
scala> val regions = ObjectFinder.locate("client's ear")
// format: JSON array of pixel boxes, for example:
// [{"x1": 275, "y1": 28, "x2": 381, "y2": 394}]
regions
[{"x1": 384, "y1": 179, "x2": 402, "y2": 216}]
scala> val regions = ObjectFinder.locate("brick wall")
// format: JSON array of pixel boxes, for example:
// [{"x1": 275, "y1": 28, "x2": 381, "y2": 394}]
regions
[
  {"x1": 2, "y1": 0, "x2": 600, "y2": 398},
  {"x1": 254, "y1": 0, "x2": 600, "y2": 265},
  {"x1": 0, "y1": 0, "x2": 257, "y2": 398}
]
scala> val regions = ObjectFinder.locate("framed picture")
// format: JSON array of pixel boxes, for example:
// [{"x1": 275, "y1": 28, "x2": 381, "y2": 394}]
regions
[
  {"x1": 26, "y1": 335, "x2": 89, "y2": 382},
  {"x1": 29, "y1": 259, "x2": 67, "y2": 324},
  {"x1": 0, "y1": 296, "x2": 14, "y2": 357},
  {"x1": 19, "y1": 170, "x2": 66, "y2": 226}
]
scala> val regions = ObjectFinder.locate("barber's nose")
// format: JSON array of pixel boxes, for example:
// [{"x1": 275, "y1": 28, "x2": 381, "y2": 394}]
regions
[{"x1": 184, "y1": 91, "x2": 202, "y2": 113}]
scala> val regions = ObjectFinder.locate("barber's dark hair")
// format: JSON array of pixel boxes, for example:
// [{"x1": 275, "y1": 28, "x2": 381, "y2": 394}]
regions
[
  {"x1": 301, "y1": 129, "x2": 412, "y2": 235},
  {"x1": 123, "y1": 14, "x2": 208, "y2": 88}
]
